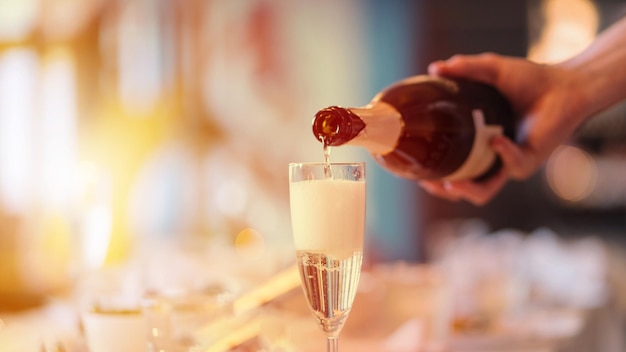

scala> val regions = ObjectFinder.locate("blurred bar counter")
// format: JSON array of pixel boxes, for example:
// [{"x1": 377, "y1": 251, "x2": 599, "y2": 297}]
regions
[{"x1": 1, "y1": 226, "x2": 626, "y2": 351}]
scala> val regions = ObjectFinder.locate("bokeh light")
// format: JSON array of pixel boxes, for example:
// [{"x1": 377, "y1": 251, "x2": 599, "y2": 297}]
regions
[{"x1": 546, "y1": 145, "x2": 597, "y2": 203}]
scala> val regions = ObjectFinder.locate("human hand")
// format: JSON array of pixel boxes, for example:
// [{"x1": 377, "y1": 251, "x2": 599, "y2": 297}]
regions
[
  {"x1": 420, "y1": 53, "x2": 586, "y2": 205},
  {"x1": 419, "y1": 135, "x2": 526, "y2": 205}
]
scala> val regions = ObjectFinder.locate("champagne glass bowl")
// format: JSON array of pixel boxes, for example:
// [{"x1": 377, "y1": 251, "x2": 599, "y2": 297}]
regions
[{"x1": 289, "y1": 162, "x2": 366, "y2": 352}]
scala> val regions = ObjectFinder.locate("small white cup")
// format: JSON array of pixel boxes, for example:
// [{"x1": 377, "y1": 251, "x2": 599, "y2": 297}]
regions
[{"x1": 82, "y1": 309, "x2": 147, "y2": 352}]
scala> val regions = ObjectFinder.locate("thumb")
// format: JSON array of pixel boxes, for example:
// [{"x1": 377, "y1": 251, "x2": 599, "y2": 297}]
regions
[{"x1": 428, "y1": 53, "x2": 502, "y2": 87}]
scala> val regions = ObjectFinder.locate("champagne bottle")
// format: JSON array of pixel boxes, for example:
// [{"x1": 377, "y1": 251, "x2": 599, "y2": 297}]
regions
[{"x1": 312, "y1": 75, "x2": 516, "y2": 181}]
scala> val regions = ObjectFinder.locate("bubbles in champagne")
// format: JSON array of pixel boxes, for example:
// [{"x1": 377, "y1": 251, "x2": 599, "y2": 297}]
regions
[
  {"x1": 352, "y1": 167, "x2": 363, "y2": 180},
  {"x1": 296, "y1": 250, "x2": 363, "y2": 336}
]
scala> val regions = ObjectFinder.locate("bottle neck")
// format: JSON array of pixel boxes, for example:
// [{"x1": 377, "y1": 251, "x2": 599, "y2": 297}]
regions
[
  {"x1": 313, "y1": 106, "x2": 366, "y2": 146},
  {"x1": 347, "y1": 102, "x2": 403, "y2": 155}
]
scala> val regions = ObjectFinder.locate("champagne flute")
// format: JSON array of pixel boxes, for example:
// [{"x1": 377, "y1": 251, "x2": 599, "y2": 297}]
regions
[{"x1": 289, "y1": 162, "x2": 366, "y2": 352}]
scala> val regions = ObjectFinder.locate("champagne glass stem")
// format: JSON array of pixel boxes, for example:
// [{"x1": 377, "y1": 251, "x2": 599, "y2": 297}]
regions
[{"x1": 327, "y1": 336, "x2": 339, "y2": 352}]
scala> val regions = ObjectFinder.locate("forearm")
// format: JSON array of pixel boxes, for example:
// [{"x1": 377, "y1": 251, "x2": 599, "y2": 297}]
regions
[{"x1": 559, "y1": 16, "x2": 626, "y2": 119}]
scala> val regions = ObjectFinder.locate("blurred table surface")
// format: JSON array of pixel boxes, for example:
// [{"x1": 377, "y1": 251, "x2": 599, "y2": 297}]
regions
[
  {"x1": 0, "y1": 269, "x2": 623, "y2": 352},
  {"x1": 2, "y1": 231, "x2": 626, "y2": 352}
]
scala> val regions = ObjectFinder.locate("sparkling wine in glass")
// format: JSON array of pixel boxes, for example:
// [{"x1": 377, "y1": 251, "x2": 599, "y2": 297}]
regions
[{"x1": 289, "y1": 162, "x2": 366, "y2": 352}]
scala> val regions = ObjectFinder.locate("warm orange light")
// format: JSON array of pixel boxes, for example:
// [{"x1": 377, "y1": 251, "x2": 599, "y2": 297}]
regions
[
  {"x1": 40, "y1": 47, "x2": 78, "y2": 210},
  {"x1": 235, "y1": 227, "x2": 266, "y2": 260},
  {"x1": 0, "y1": 0, "x2": 38, "y2": 41},
  {"x1": 0, "y1": 48, "x2": 37, "y2": 213},
  {"x1": 546, "y1": 145, "x2": 597, "y2": 202},
  {"x1": 528, "y1": 0, "x2": 599, "y2": 63},
  {"x1": 75, "y1": 161, "x2": 112, "y2": 271}
]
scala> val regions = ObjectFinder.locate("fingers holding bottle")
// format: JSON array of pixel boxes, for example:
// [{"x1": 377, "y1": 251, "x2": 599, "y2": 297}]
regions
[
  {"x1": 419, "y1": 170, "x2": 508, "y2": 206},
  {"x1": 418, "y1": 134, "x2": 539, "y2": 206}
]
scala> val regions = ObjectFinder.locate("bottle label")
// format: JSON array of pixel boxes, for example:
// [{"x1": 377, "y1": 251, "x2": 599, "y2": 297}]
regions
[
  {"x1": 346, "y1": 102, "x2": 403, "y2": 155},
  {"x1": 443, "y1": 109, "x2": 503, "y2": 181}
]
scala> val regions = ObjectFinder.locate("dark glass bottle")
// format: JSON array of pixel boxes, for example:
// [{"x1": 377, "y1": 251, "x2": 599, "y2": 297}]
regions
[{"x1": 312, "y1": 75, "x2": 516, "y2": 181}]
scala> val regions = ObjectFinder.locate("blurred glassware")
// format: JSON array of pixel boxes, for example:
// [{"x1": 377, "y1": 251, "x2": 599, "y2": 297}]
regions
[
  {"x1": 427, "y1": 221, "x2": 608, "y2": 348},
  {"x1": 141, "y1": 289, "x2": 233, "y2": 352},
  {"x1": 142, "y1": 263, "x2": 299, "y2": 352},
  {"x1": 82, "y1": 306, "x2": 146, "y2": 352},
  {"x1": 371, "y1": 263, "x2": 451, "y2": 352}
]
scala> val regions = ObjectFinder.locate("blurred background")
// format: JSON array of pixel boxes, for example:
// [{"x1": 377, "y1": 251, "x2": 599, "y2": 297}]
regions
[{"x1": 0, "y1": 0, "x2": 626, "y2": 316}]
